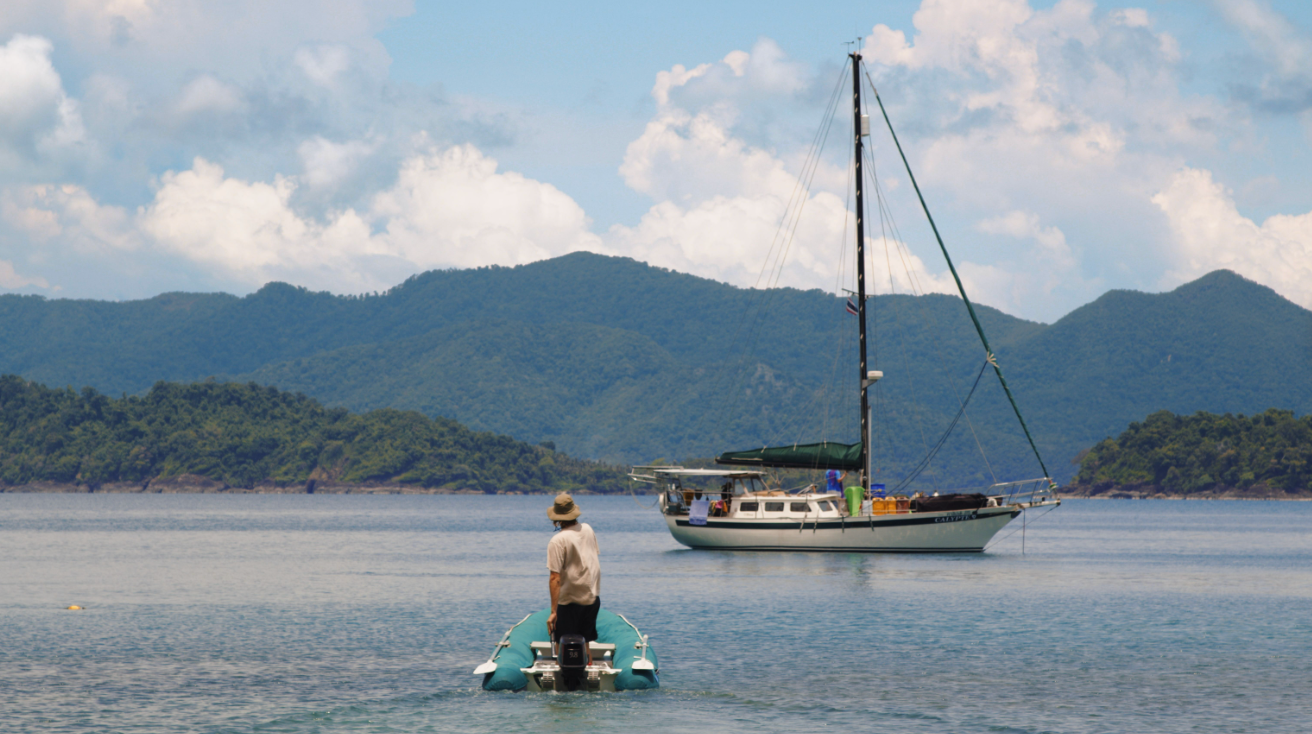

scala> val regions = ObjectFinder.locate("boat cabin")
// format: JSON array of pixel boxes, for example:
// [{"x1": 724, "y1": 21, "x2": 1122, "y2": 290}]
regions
[{"x1": 628, "y1": 466, "x2": 847, "y2": 520}]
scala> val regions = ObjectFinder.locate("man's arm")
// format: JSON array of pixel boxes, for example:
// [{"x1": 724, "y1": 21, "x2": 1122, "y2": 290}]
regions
[{"x1": 547, "y1": 571, "x2": 561, "y2": 635}]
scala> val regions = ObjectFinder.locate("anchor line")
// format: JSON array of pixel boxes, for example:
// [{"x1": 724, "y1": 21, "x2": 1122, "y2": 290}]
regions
[{"x1": 983, "y1": 503, "x2": 1059, "y2": 551}]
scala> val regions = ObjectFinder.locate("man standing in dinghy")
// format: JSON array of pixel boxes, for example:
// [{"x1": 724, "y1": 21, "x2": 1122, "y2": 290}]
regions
[{"x1": 546, "y1": 493, "x2": 601, "y2": 659}]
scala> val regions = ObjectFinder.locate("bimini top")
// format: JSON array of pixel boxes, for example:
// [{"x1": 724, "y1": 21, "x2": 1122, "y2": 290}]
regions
[
  {"x1": 629, "y1": 466, "x2": 767, "y2": 480},
  {"x1": 716, "y1": 441, "x2": 862, "y2": 472}
]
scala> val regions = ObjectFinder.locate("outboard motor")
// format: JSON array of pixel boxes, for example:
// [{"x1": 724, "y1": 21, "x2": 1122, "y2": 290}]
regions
[{"x1": 557, "y1": 634, "x2": 587, "y2": 691}]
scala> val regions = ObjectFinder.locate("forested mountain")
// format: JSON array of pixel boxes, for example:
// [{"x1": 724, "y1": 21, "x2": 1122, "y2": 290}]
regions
[
  {"x1": 1, "y1": 254, "x2": 1308, "y2": 487},
  {"x1": 0, "y1": 376, "x2": 623, "y2": 493},
  {"x1": 1065, "y1": 409, "x2": 1311, "y2": 498}
]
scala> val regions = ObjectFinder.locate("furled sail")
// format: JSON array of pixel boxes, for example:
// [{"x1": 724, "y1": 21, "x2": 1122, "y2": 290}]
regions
[{"x1": 716, "y1": 441, "x2": 862, "y2": 471}]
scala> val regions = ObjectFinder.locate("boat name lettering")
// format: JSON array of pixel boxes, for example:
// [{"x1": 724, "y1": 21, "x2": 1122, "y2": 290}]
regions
[{"x1": 934, "y1": 511, "x2": 978, "y2": 523}]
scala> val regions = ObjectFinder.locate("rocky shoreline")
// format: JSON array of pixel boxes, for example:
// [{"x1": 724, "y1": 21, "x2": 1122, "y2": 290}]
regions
[
  {"x1": 0, "y1": 474, "x2": 558, "y2": 495},
  {"x1": 2, "y1": 475, "x2": 1306, "y2": 499},
  {"x1": 1059, "y1": 482, "x2": 1310, "y2": 500}
]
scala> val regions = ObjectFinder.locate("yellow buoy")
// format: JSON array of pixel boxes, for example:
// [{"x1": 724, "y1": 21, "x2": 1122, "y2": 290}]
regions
[{"x1": 66, "y1": 605, "x2": 82, "y2": 610}]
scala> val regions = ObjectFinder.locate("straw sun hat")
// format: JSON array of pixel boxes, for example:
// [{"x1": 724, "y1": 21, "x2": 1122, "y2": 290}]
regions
[{"x1": 547, "y1": 492, "x2": 582, "y2": 522}]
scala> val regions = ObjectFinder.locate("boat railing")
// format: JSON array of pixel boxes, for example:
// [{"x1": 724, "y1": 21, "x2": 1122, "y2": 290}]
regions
[
  {"x1": 627, "y1": 466, "x2": 681, "y2": 484},
  {"x1": 990, "y1": 478, "x2": 1059, "y2": 508}
]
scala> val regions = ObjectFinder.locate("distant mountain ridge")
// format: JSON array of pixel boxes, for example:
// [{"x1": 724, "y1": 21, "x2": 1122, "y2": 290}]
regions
[{"x1": 2, "y1": 254, "x2": 1308, "y2": 486}]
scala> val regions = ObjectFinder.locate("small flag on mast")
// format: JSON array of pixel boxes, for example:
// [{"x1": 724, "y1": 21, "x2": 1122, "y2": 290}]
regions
[{"x1": 845, "y1": 298, "x2": 859, "y2": 316}]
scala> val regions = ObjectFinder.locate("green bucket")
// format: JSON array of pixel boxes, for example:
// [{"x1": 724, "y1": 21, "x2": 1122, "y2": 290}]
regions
[{"x1": 844, "y1": 486, "x2": 863, "y2": 516}]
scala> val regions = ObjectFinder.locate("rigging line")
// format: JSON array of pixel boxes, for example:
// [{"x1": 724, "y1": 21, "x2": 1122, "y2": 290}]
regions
[
  {"x1": 812, "y1": 151, "x2": 857, "y2": 449},
  {"x1": 892, "y1": 358, "x2": 990, "y2": 493},
  {"x1": 630, "y1": 485, "x2": 659, "y2": 509},
  {"x1": 865, "y1": 132, "x2": 971, "y2": 487},
  {"x1": 984, "y1": 502, "x2": 1058, "y2": 551},
  {"x1": 713, "y1": 64, "x2": 847, "y2": 369},
  {"x1": 867, "y1": 70, "x2": 1054, "y2": 486},
  {"x1": 733, "y1": 86, "x2": 845, "y2": 379},
  {"x1": 694, "y1": 79, "x2": 846, "y2": 450},
  {"x1": 704, "y1": 67, "x2": 849, "y2": 447},
  {"x1": 862, "y1": 140, "x2": 998, "y2": 485},
  {"x1": 870, "y1": 145, "x2": 998, "y2": 488},
  {"x1": 754, "y1": 64, "x2": 849, "y2": 291},
  {"x1": 867, "y1": 146, "x2": 935, "y2": 473},
  {"x1": 762, "y1": 82, "x2": 845, "y2": 295},
  {"x1": 735, "y1": 80, "x2": 848, "y2": 367}
]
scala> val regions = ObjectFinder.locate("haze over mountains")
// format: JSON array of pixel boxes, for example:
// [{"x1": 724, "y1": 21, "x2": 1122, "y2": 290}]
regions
[{"x1": 2, "y1": 253, "x2": 1308, "y2": 487}]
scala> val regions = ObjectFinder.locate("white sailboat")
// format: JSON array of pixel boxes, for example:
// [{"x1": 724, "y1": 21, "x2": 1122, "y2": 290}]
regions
[
  {"x1": 632, "y1": 51, "x2": 1059, "y2": 552},
  {"x1": 630, "y1": 466, "x2": 1053, "y2": 552}
]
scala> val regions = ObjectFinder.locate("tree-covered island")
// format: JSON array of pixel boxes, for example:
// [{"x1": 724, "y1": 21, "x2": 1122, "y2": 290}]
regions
[
  {"x1": 1064, "y1": 409, "x2": 1311, "y2": 499},
  {"x1": 0, "y1": 375, "x2": 628, "y2": 494}
]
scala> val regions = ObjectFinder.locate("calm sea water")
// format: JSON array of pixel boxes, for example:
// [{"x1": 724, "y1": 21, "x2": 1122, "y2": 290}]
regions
[{"x1": 1, "y1": 494, "x2": 1309, "y2": 733}]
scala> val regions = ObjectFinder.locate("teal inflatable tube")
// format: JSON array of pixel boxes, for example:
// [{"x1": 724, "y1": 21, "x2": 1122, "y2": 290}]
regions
[{"x1": 481, "y1": 609, "x2": 659, "y2": 691}]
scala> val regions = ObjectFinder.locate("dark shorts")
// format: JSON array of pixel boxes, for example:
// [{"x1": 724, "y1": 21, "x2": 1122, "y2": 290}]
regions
[{"x1": 554, "y1": 597, "x2": 600, "y2": 642}]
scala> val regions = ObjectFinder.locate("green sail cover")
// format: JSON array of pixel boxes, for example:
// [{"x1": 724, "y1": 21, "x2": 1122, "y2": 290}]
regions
[{"x1": 716, "y1": 441, "x2": 862, "y2": 471}]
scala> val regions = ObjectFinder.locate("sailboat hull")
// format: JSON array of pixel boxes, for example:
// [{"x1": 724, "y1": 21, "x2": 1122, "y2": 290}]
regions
[{"x1": 664, "y1": 506, "x2": 1020, "y2": 552}]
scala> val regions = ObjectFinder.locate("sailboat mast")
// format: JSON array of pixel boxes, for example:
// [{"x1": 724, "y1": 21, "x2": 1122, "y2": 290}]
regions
[{"x1": 851, "y1": 52, "x2": 870, "y2": 488}]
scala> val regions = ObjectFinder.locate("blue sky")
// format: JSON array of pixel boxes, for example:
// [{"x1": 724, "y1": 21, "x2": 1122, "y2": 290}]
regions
[{"x1": 1, "y1": 0, "x2": 1310, "y2": 322}]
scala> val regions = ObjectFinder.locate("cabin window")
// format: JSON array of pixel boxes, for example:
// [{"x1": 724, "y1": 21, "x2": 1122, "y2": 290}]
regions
[
  {"x1": 818, "y1": 501, "x2": 833, "y2": 511},
  {"x1": 790, "y1": 502, "x2": 811, "y2": 512},
  {"x1": 764, "y1": 502, "x2": 784, "y2": 512},
  {"x1": 738, "y1": 502, "x2": 759, "y2": 512}
]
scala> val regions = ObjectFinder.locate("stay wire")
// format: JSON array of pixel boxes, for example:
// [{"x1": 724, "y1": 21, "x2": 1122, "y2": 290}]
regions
[
  {"x1": 866, "y1": 67, "x2": 1053, "y2": 485},
  {"x1": 892, "y1": 358, "x2": 990, "y2": 494},
  {"x1": 705, "y1": 65, "x2": 850, "y2": 448},
  {"x1": 864, "y1": 139, "x2": 997, "y2": 485},
  {"x1": 690, "y1": 64, "x2": 849, "y2": 449},
  {"x1": 862, "y1": 65, "x2": 998, "y2": 486}
]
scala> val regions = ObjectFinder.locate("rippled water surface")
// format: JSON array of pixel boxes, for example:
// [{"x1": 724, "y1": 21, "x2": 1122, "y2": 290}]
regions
[{"x1": 2, "y1": 495, "x2": 1310, "y2": 733}]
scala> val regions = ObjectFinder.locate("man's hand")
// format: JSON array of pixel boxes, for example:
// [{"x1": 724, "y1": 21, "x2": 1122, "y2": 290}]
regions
[{"x1": 548, "y1": 570, "x2": 561, "y2": 637}]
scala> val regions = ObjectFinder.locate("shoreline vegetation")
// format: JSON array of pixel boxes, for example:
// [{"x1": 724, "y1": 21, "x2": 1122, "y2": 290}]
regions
[
  {"x1": 2, "y1": 375, "x2": 1306, "y2": 498},
  {"x1": 1062, "y1": 408, "x2": 1310, "y2": 500},
  {"x1": 0, "y1": 376, "x2": 629, "y2": 495}
]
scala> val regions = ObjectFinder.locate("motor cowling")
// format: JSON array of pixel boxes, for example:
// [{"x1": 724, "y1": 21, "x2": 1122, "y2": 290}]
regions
[{"x1": 557, "y1": 634, "x2": 587, "y2": 691}]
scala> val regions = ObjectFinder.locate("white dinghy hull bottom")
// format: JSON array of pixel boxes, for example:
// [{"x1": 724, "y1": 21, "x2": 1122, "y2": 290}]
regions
[{"x1": 664, "y1": 506, "x2": 1019, "y2": 552}]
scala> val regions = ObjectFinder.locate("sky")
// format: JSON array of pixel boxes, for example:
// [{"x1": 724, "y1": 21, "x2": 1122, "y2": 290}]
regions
[{"x1": 1, "y1": 0, "x2": 1311, "y2": 323}]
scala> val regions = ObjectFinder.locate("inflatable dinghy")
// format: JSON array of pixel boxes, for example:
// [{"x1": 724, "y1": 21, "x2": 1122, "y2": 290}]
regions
[{"x1": 475, "y1": 609, "x2": 659, "y2": 692}]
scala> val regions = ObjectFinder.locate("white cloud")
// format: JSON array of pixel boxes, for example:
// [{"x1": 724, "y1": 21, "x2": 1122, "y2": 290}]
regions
[
  {"x1": 372, "y1": 143, "x2": 608, "y2": 269},
  {"x1": 1215, "y1": 0, "x2": 1311, "y2": 80},
  {"x1": 840, "y1": 0, "x2": 1243, "y2": 317},
  {"x1": 0, "y1": 1, "x2": 406, "y2": 85},
  {"x1": 13, "y1": 143, "x2": 609, "y2": 293},
  {"x1": 1214, "y1": 0, "x2": 1312, "y2": 114},
  {"x1": 611, "y1": 40, "x2": 956, "y2": 299},
  {"x1": 977, "y1": 210, "x2": 1072, "y2": 261},
  {"x1": 172, "y1": 75, "x2": 245, "y2": 118},
  {"x1": 0, "y1": 0, "x2": 1304, "y2": 322},
  {"x1": 653, "y1": 38, "x2": 808, "y2": 110},
  {"x1": 0, "y1": 259, "x2": 50, "y2": 289},
  {"x1": 3, "y1": 183, "x2": 136, "y2": 253},
  {"x1": 1153, "y1": 167, "x2": 1312, "y2": 308},
  {"x1": 652, "y1": 63, "x2": 711, "y2": 107},
  {"x1": 619, "y1": 106, "x2": 802, "y2": 203},
  {"x1": 0, "y1": 34, "x2": 85, "y2": 163},
  {"x1": 615, "y1": 33, "x2": 1015, "y2": 305},
  {"x1": 139, "y1": 157, "x2": 384, "y2": 291},
  {"x1": 295, "y1": 45, "x2": 353, "y2": 88},
  {"x1": 298, "y1": 136, "x2": 377, "y2": 190}
]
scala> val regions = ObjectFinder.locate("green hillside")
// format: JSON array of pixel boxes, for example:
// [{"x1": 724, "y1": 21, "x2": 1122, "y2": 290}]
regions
[
  {"x1": 1065, "y1": 409, "x2": 1311, "y2": 497},
  {"x1": 1, "y1": 254, "x2": 1308, "y2": 488},
  {"x1": 0, "y1": 376, "x2": 624, "y2": 493}
]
